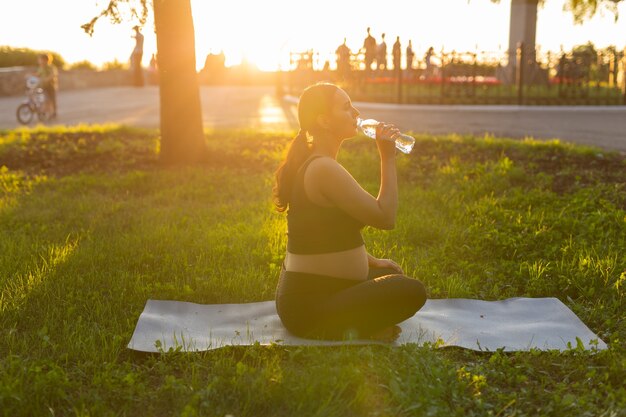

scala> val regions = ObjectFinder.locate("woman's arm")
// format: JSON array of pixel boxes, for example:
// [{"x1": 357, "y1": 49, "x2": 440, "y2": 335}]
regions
[
  {"x1": 367, "y1": 252, "x2": 403, "y2": 273},
  {"x1": 305, "y1": 124, "x2": 400, "y2": 229},
  {"x1": 376, "y1": 136, "x2": 398, "y2": 228}
]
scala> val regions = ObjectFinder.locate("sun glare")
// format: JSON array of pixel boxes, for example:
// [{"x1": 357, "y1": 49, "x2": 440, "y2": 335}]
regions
[
  {"x1": 190, "y1": 0, "x2": 626, "y2": 72},
  {"x1": 1, "y1": 0, "x2": 625, "y2": 71},
  {"x1": 257, "y1": 94, "x2": 289, "y2": 126}
]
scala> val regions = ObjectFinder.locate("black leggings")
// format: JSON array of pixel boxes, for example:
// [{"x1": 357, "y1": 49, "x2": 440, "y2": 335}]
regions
[{"x1": 275, "y1": 266, "x2": 427, "y2": 340}]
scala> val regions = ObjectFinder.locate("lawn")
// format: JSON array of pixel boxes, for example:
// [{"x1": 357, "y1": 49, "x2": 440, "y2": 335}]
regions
[
  {"x1": 338, "y1": 82, "x2": 625, "y2": 105},
  {"x1": 0, "y1": 125, "x2": 624, "y2": 416}
]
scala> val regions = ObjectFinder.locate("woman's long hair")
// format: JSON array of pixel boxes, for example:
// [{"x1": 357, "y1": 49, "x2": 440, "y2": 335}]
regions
[{"x1": 273, "y1": 83, "x2": 338, "y2": 212}]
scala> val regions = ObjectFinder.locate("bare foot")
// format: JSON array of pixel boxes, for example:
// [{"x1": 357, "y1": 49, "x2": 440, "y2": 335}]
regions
[{"x1": 370, "y1": 325, "x2": 402, "y2": 343}]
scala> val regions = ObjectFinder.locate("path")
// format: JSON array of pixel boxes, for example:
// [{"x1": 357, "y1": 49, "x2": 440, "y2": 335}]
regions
[
  {"x1": 1, "y1": 86, "x2": 624, "y2": 152},
  {"x1": 0, "y1": 86, "x2": 293, "y2": 132}
]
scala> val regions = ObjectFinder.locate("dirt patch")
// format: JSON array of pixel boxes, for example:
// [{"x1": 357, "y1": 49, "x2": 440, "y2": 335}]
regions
[
  {"x1": 0, "y1": 130, "x2": 159, "y2": 176},
  {"x1": 0, "y1": 129, "x2": 288, "y2": 177},
  {"x1": 403, "y1": 137, "x2": 626, "y2": 195}
]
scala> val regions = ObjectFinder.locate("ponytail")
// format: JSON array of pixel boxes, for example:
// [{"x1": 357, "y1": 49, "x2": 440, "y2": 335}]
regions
[
  {"x1": 273, "y1": 82, "x2": 339, "y2": 212},
  {"x1": 273, "y1": 129, "x2": 312, "y2": 212}
]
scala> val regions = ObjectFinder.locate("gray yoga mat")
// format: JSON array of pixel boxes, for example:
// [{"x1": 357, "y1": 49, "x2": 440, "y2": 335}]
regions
[{"x1": 127, "y1": 297, "x2": 607, "y2": 353}]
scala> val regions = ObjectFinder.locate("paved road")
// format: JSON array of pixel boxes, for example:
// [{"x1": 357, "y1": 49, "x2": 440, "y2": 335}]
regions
[
  {"x1": 1, "y1": 86, "x2": 624, "y2": 153},
  {"x1": 349, "y1": 101, "x2": 626, "y2": 153},
  {"x1": 1, "y1": 86, "x2": 293, "y2": 132}
]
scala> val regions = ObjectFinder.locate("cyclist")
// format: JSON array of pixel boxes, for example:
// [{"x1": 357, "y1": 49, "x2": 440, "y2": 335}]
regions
[{"x1": 36, "y1": 53, "x2": 58, "y2": 118}]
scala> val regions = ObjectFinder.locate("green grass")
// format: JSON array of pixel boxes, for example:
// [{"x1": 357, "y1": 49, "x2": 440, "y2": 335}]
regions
[
  {"x1": 340, "y1": 83, "x2": 625, "y2": 105},
  {"x1": 1, "y1": 125, "x2": 625, "y2": 416}
]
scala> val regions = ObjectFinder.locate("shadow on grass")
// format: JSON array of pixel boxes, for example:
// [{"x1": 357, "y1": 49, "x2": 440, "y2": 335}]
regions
[{"x1": 0, "y1": 125, "x2": 290, "y2": 177}]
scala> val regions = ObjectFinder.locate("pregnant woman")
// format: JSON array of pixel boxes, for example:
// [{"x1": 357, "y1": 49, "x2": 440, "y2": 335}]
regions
[{"x1": 273, "y1": 82, "x2": 427, "y2": 342}]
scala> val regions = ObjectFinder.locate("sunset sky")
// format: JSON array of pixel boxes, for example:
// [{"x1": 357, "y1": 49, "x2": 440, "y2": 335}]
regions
[{"x1": 1, "y1": 0, "x2": 625, "y2": 71}]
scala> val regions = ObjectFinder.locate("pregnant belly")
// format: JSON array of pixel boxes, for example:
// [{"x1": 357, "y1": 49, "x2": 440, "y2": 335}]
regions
[{"x1": 284, "y1": 245, "x2": 369, "y2": 280}]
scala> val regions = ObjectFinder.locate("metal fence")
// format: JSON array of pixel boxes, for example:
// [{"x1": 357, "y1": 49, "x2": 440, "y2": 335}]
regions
[{"x1": 283, "y1": 44, "x2": 626, "y2": 105}]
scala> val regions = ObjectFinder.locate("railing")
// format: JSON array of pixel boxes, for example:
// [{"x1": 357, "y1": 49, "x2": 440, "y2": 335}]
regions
[{"x1": 283, "y1": 45, "x2": 626, "y2": 105}]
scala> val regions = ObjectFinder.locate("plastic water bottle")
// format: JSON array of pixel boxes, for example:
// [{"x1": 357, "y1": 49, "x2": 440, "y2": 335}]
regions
[{"x1": 356, "y1": 118, "x2": 415, "y2": 154}]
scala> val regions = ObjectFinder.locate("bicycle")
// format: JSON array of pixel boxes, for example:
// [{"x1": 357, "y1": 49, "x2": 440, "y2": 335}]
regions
[{"x1": 16, "y1": 76, "x2": 53, "y2": 125}]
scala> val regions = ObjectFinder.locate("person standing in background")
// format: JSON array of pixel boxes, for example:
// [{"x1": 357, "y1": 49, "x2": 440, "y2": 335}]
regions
[
  {"x1": 392, "y1": 36, "x2": 402, "y2": 73},
  {"x1": 424, "y1": 46, "x2": 435, "y2": 80},
  {"x1": 335, "y1": 38, "x2": 352, "y2": 82},
  {"x1": 362, "y1": 27, "x2": 377, "y2": 73},
  {"x1": 130, "y1": 26, "x2": 144, "y2": 87},
  {"x1": 148, "y1": 53, "x2": 158, "y2": 85},
  {"x1": 406, "y1": 40, "x2": 415, "y2": 74},
  {"x1": 377, "y1": 33, "x2": 387, "y2": 71}
]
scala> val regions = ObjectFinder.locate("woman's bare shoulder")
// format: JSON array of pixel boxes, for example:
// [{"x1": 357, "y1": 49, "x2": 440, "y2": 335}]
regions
[
  {"x1": 306, "y1": 155, "x2": 362, "y2": 191},
  {"x1": 306, "y1": 156, "x2": 350, "y2": 179}
]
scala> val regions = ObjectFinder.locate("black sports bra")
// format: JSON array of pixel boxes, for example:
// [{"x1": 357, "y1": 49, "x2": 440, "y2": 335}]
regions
[{"x1": 287, "y1": 156, "x2": 364, "y2": 254}]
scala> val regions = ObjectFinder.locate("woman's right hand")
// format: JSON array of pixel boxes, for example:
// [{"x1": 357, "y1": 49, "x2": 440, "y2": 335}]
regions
[{"x1": 375, "y1": 123, "x2": 400, "y2": 160}]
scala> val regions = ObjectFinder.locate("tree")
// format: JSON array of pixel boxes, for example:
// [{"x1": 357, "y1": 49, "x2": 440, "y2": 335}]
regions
[
  {"x1": 486, "y1": 0, "x2": 623, "y2": 83},
  {"x1": 489, "y1": 0, "x2": 622, "y2": 23},
  {"x1": 563, "y1": 0, "x2": 622, "y2": 23},
  {"x1": 0, "y1": 46, "x2": 66, "y2": 69},
  {"x1": 69, "y1": 60, "x2": 98, "y2": 71},
  {"x1": 83, "y1": 0, "x2": 207, "y2": 165}
]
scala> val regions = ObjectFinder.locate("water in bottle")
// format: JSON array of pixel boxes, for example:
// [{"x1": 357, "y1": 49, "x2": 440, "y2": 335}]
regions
[{"x1": 356, "y1": 118, "x2": 415, "y2": 154}]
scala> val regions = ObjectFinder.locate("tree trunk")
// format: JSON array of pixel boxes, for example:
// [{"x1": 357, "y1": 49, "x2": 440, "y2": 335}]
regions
[{"x1": 153, "y1": 0, "x2": 207, "y2": 165}]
